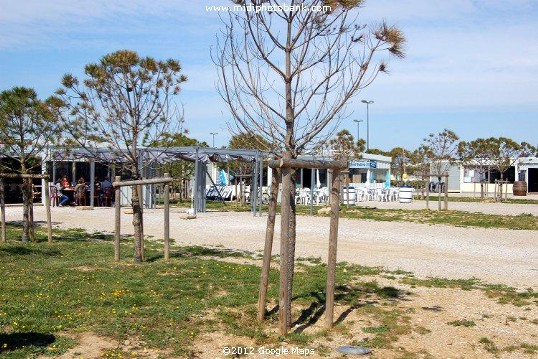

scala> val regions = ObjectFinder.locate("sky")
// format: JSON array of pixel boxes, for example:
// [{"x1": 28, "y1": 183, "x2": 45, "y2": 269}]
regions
[{"x1": 0, "y1": 0, "x2": 537, "y2": 151}]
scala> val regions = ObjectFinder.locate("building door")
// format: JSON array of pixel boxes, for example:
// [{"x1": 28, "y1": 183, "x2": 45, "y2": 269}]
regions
[{"x1": 528, "y1": 168, "x2": 538, "y2": 193}]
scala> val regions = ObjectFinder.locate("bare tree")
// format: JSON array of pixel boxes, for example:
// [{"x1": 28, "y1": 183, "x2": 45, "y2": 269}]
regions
[
  {"x1": 0, "y1": 87, "x2": 61, "y2": 242},
  {"x1": 421, "y1": 129, "x2": 459, "y2": 209},
  {"x1": 56, "y1": 50, "x2": 187, "y2": 262},
  {"x1": 214, "y1": 0, "x2": 404, "y2": 329}
]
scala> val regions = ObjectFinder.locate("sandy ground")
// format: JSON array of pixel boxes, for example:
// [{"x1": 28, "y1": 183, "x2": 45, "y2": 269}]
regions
[{"x1": 6, "y1": 203, "x2": 537, "y2": 290}]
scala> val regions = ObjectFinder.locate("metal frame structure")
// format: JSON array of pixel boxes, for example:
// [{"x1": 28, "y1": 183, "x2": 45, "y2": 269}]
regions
[{"x1": 44, "y1": 146, "x2": 269, "y2": 215}]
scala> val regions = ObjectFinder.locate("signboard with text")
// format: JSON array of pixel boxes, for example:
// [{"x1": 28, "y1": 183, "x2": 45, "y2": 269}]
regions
[{"x1": 349, "y1": 160, "x2": 377, "y2": 169}]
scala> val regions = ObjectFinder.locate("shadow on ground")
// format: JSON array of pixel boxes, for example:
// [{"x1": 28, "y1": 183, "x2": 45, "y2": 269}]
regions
[
  {"x1": 266, "y1": 284, "x2": 405, "y2": 334},
  {"x1": 0, "y1": 332, "x2": 55, "y2": 353}
]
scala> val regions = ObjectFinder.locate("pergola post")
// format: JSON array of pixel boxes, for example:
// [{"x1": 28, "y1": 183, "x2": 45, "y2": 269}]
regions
[
  {"x1": 258, "y1": 157, "x2": 263, "y2": 216},
  {"x1": 310, "y1": 169, "x2": 315, "y2": 215},
  {"x1": 90, "y1": 159, "x2": 95, "y2": 207},
  {"x1": 252, "y1": 152, "x2": 259, "y2": 216},
  {"x1": 193, "y1": 148, "x2": 199, "y2": 214}
]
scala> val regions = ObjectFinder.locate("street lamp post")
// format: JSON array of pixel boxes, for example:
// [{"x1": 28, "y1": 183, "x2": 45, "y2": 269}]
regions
[
  {"x1": 353, "y1": 119, "x2": 363, "y2": 145},
  {"x1": 361, "y1": 100, "x2": 374, "y2": 151},
  {"x1": 210, "y1": 132, "x2": 218, "y2": 148}
]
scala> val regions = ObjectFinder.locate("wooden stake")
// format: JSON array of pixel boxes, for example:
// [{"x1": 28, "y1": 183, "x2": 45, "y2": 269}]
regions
[
  {"x1": 164, "y1": 173, "x2": 170, "y2": 261},
  {"x1": 437, "y1": 176, "x2": 442, "y2": 211},
  {"x1": 0, "y1": 179, "x2": 5, "y2": 243},
  {"x1": 425, "y1": 176, "x2": 430, "y2": 210},
  {"x1": 138, "y1": 184, "x2": 145, "y2": 261},
  {"x1": 44, "y1": 179, "x2": 52, "y2": 243},
  {"x1": 444, "y1": 173, "x2": 449, "y2": 210},
  {"x1": 326, "y1": 170, "x2": 341, "y2": 328},
  {"x1": 279, "y1": 167, "x2": 291, "y2": 335},
  {"x1": 114, "y1": 176, "x2": 121, "y2": 262},
  {"x1": 258, "y1": 168, "x2": 279, "y2": 321}
]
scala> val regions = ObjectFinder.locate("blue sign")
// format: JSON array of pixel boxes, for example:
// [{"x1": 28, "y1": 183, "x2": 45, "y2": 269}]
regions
[{"x1": 349, "y1": 160, "x2": 377, "y2": 169}]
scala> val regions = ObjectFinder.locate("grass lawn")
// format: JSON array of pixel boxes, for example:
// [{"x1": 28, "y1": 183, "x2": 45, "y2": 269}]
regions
[
  {"x1": 1, "y1": 224, "x2": 536, "y2": 358},
  {"x1": 415, "y1": 195, "x2": 538, "y2": 205},
  {"x1": 0, "y1": 225, "x2": 400, "y2": 358}
]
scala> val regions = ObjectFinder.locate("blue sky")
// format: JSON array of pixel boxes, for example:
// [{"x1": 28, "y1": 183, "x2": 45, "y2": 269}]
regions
[{"x1": 1, "y1": 0, "x2": 537, "y2": 150}]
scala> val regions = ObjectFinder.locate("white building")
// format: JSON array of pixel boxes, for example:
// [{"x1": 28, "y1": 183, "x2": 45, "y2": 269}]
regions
[{"x1": 515, "y1": 157, "x2": 538, "y2": 193}]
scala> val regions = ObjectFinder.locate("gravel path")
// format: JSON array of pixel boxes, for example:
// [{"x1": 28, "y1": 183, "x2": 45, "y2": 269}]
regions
[{"x1": 6, "y1": 205, "x2": 538, "y2": 289}]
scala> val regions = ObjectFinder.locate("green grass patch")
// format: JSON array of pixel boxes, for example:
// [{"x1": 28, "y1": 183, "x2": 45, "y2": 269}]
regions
[
  {"x1": 0, "y1": 224, "x2": 412, "y2": 357},
  {"x1": 418, "y1": 195, "x2": 538, "y2": 205},
  {"x1": 479, "y1": 337, "x2": 499, "y2": 354},
  {"x1": 447, "y1": 319, "x2": 476, "y2": 327},
  {"x1": 199, "y1": 200, "x2": 538, "y2": 230},
  {"x1": 334, "y1": 207, "x2": 538, "y2": 230},
  {"x1": 2, "y1": 222, "x2": 532, "y2": 357}
]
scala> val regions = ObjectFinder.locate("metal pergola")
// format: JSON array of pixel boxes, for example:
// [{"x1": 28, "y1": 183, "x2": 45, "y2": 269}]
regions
[{"x1": 45, "y1": 146, "x2": 269, "y2": 215}]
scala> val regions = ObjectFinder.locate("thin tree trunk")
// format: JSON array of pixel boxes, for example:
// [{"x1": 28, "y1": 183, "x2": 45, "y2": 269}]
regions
[
  {"x1": 21, "y1": 178, "x2": 31, "y2": 243},
  {"x1": 132, "y1": 184, "x2": 143, "y2": 262},
  {"x1": 29, "y1": 192, "x2": 35, "y2": 242}
]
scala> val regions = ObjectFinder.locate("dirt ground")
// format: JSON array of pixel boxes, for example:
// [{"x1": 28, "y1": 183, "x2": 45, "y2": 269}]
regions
[
  {"x1": 7, "y1": 203, "x2": 537, "y2": 358},
  {"x1": 47, "y1": 271, "x2": 538, "y2": 359}
]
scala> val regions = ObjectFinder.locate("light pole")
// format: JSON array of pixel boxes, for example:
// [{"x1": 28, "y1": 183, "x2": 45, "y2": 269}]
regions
[
  {"x1": 353, "y1": 119, "x2": 363, "y2": 145},
  {"x1": 361, "y1": 100, "x2": 374, "y2": 151},
  {"x1": 210, "y1": 132, "x2": 218, "y2": 147}
]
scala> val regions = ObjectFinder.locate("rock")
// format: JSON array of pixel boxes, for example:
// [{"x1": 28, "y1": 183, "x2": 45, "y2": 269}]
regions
[
  {"x1": 179, "y1": 214, "x2": 197, "y2": 220},
  {"x1": 336, "y1": 346, "x2": 372, "y2": 355}
]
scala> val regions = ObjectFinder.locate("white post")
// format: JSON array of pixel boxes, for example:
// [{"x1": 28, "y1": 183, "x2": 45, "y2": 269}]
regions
[
  {"x1": 267, "y1": 162, "x2": 272, "y2": 187},
  {"x1": 41, "y1": 158, "x2": 48, "y2": 205},
  {"x1": 71, "y1": 161, "x2": 76, "y2": 185}
]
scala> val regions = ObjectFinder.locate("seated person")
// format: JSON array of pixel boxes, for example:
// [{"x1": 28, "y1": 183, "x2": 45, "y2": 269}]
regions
[
  {"x1": 55, "y1": 179, "x2": 69, "y2": 206},
  {"x1": 61, "y1": 175, "x2": 70, "y2": 189},
  {"x1": 74, "y1": 177, "x2": 87, "y2": 205},
  {"x1": 100, "y1": 177, "x2": 112, "y2": 190}
]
